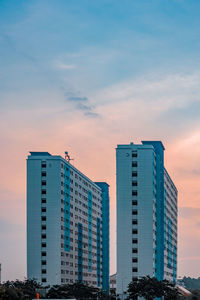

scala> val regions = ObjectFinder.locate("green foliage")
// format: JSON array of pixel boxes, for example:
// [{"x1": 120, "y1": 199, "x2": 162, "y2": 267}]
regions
[
  {"x1": 182, "y1": 277, "x2": 200, "y2": 291},
  {"x1": 187, "y1": 289, "x2": 200, "y2": 300},
  {"x1": 0, "y1": 279, "x2": 43, "y2": 300},
  {"x1": 46, "y1": 282, "x2": 99, "y2": 299},
  {"x1": 127, "y1": 276, "x2": 179, "y2": 300}
]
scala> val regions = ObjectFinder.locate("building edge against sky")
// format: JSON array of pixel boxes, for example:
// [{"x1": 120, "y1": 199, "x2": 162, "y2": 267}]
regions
[
  {"x1": 27, "y1": 152, "x2": 109, "y2": 291},
  {"x1": 116, "y1": 141, "x2": 177, "y2": 296}
]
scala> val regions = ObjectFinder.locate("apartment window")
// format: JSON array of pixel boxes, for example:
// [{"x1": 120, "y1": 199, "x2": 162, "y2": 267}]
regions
[
  {"x1": 42, "y1": 234, "x2": 46, "y2": 239},
  {"x1": 42, "y1": 181, "x2": 46, "y2": 186},
  {"x1": 41, "y1": 252, "x2": 46, "y2": 256},
  {"x1": 132, "y1": 229, "x2": 138, "y2": 234},
  {"x1": 132, "y1": 268, "x2": 138, "y2": 272},
  {"x1": 42, "y1": 261, "x2": 46, "y2": 265},
  {"x1": 42, "y1": 269, "x2": 46, "y2": 274},
  {"x1": 42, "y1": 171, "x2": 46, "y2": 176},
  {"x1": 42, "y1": 278, "x2": 46, "y2": 283},
  {"x1": 132, "y1": 152, "x2": 137, "y2": 158},
  {"x1": 132, "y1": 162, "x2": 138, "y2": 167},
  {"x1": 42, "y1": 198, "x2": 46, "y2": 204},
  {"x1": 42, "y1": 225, "x2": 46, "y2": 230},
  {"x1": 132, "y1": 191, "x2": 138, "y2": 196},
  {"x1": 132, "y1": 181, "x2": 138, "y2": 186},
  {"x1": 132, "y1": 200, "x2": 137, "y2": 205},
  {"x1": 132, "y1": 219, "x2": 138, "y2": 225},
  {"x1": 41, "y1": 162, "x2": 46, "y2": 168},
  {"x1": 41, "y1": 216, "x2": 46, "y2": 221},
  {"x1": 41, "y1": 190, "x2": 46, "y2": 195},
  {"x1": 42, "y1": 243, "x2": 46, "y2": 248},
  {"x1": 132, "y1": 258, "x2": 138, "y2": 263},
  {"x1": 132, "y1": 239, "x2": 138, "y2": 244},
  {"x1": 132, "y1": 210, "x2": 138, "y2": 215},
  {"x1": 132, "y1": 248, "x2": 138, "y2": 253},
  {"x1": 42, "y1": 208, "x2": 46, "y2": 213},
  {"x1": 132, "y1": 172, "x2": 137, "y2": 177}
]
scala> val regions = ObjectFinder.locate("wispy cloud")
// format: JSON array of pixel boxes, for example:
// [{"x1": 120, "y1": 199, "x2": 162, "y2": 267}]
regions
[
  {"x1": 62, "y1": 87, "x2": 100, "y2": 117},
  {"x1": 55, "y1": 62, "x2": 76, "y2": 70},
  {"x1": 68, "y1": 96, "x2": 88, "y2": 102}
]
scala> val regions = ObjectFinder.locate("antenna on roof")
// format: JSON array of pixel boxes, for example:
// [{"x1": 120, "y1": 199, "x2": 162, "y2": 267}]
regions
[{"x1": 65, "y1": 151, "x2": 74, "y2": 163}]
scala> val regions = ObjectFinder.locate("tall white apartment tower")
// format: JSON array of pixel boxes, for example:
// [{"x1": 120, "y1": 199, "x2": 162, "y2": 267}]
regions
[
  {"x1": 27, "y1": 152, "x2": 109, "y2": 291},
  {"x1": 116, "y1": 142, "x2": 177, "y2": 296}
]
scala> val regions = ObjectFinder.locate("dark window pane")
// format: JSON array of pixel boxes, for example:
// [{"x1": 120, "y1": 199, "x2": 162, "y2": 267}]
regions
[{"x1": 132, "y1": 172, "x2": 137, "y2": 177}]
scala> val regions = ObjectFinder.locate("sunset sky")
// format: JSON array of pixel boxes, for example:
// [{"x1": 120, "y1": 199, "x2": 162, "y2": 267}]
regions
[{"x1": 1, "y1": 0, "x2": 200, "y2": 281}]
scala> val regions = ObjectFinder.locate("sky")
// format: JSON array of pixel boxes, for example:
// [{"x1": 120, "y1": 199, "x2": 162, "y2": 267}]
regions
[{"x1": 1, "y1": 0, "x2": 200, "y2": 281}]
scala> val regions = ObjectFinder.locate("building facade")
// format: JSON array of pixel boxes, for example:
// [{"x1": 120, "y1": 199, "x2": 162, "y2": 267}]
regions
[
  {"x1": 27, "y1": 152, "x2": 109, "y2": 290},
  {"x1": 116, "y1": 141, "x2": 177, "y2": 296}
]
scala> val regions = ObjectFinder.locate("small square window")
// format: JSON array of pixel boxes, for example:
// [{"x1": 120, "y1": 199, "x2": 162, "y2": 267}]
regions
[
  {"x1": 42, "y1": 171, "x2": 46, "y2": 176},
  {"x1": 41, "y1": 190, "x2": 46, "y2": 195},
  {"x1": 42, "y1": 269, "x2": 46, "y2": 274},
  {"x1": 132, "y1": 210, "x2": 138, "y2": 215},
  {"x1": 132, "y1": 162, "x2": 138, "y2": 167},
  {"x1": 132, "y1": 258, "x2": 138, "y2": 263},
  {"x1": 132, "y1": 219, "x2": 138, "y2": 225},
  {"x1": 132, "y1": 200, "x2": 137, "y2": 205},
  {"x1": 42, "y1": 234, "x2": 46, "y2": 239},
  {"x1": 132, "y1": 191, "x2": 138, "y2": 196},
  {"x1": 41, "y1": 216, "x2": 46, "y2": 221},
  {"x1": 41, "y1": 199, "x2": 46, "y2": 204},
  {"x1": 132, "y1": 239, "x2": 138, "y2": 244},
  {"x1": 42, "y1": 278, "x2": 46, "y2": 283},
  {"x1": 42, "y1": 225, "x2": 46, "y2": 230},
  {"x1": 132, "y1": 181, "x2": 138, "y2": 186},
  {"x1": 42, "y1": 208, "x2": 46, "y2": 213},
  {"x1": 42, "y1": 243, "x2": 46, "y2": 247},
  {"x1": 42, "y1": 181, "x2": 46, "y2": 186},
  {"x1": 42, "y1": 260, "x2": 46, "y2": 265},
  {"x1": 41, "y1": 163, "x2": 46, "y2": 168},
  {"x1": 132, "y1": 248, "x2": 138, "y2": 253},
  {"x1": 41, "y1": 252, "x2": 46, "y2": 256},
  {"x1": 132, "y1": 172, "x2": 137, "y2": 177},
  {"x1": 132, "y1": 268, "x2": 138, "y2": 272},
  {"x1": 132, "y1": 229, "x2": 138, "y2": 234}
]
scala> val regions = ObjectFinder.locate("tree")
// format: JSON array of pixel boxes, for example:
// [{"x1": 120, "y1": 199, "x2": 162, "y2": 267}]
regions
[
  {"x1": 127, "y1": 276, "x2": 179, "y2": 300},
  {"x1": 2, "y1": 279, "x2": 43, "y2": 300},
  {"x1": 47, "y1": 282, "x2": 99, "y2": 299},
  {"x1": 188, "y1": 289, "x2": 200, "y2": 300},
  {"x1": 0, "y1": 284, "x2": 24, "y2": 300}
]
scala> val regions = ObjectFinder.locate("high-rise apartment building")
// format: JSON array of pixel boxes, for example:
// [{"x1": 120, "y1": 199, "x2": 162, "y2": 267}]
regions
[
  {"x1": 116, "y1": 141, "x2": 177, "y2": 296},
  {"x1": 27, "y1": 152, "x2": 109, "y2": 291}
]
